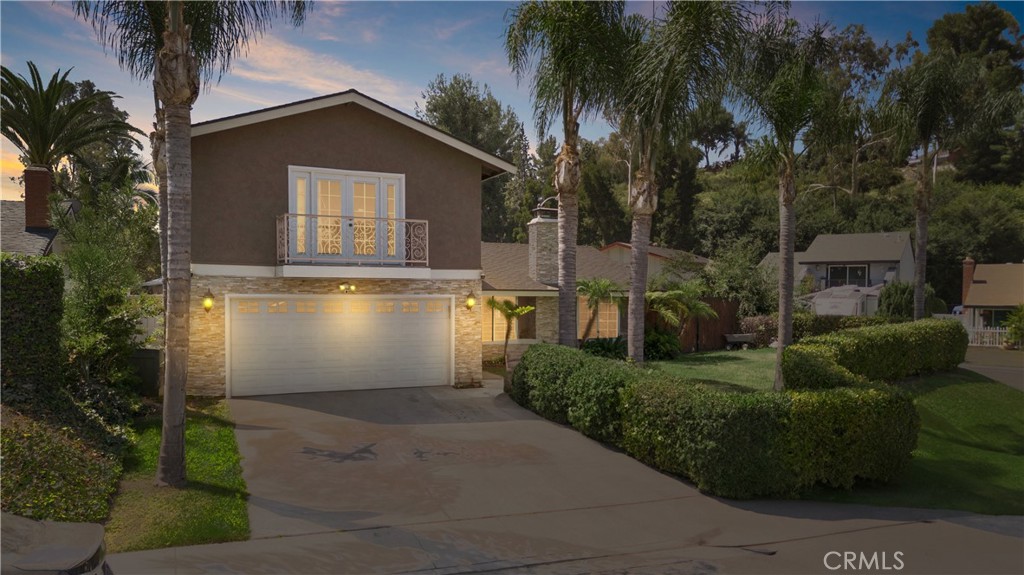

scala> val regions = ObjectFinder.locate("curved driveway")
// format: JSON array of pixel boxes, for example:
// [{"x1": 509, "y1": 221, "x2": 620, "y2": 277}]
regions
[{"x1": 110, "y1": 379, "x2": 1023, "y2": 574}]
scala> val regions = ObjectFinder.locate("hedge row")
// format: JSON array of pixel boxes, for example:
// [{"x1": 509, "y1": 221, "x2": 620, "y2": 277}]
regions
[
  {"x1": 793, "y1": 319, "x2": 968, "y2": 382},
  {"x1": 1, "y1": 254, "x2": 64, "y2": 412},
  {"x1": 508, "y1": 343, "x2": 919, "y2": 498},
  {"x1": 740, "y1": 313, "x2": 902, "y2": 348}
]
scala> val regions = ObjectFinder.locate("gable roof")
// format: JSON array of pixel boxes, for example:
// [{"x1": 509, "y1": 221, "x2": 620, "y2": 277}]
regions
[
  {"x1": 1, "y1": 201, "x2": 55, "y2": 256},
  {"x1": 799, "y1": 232, "x2": 911, "y2": 264},
  {"x1": 600, "y1": 241, "x2": 710, "y2": 264},
  {"x1": 481, "y1": 242, "x2": 697, "y2": 292},
  {"x1": 191, "y1": 89, "x2": 516, "y2": 181},
  {"x1": 964, "y1": 263, "x2": 1024, "y2": 308}
]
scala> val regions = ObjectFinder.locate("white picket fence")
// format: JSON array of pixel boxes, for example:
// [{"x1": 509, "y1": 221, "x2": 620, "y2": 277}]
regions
[{"x1": 967, "y1": 327, "x2": 1008, "y2": 348}]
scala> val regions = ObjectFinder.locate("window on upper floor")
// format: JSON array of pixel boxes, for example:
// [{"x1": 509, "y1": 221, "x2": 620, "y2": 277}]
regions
[{"x1": 827, "y1": 265, "x2": 868, "y2": 288}]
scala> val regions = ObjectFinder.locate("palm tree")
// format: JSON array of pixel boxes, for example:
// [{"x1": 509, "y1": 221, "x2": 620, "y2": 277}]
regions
[
  {"x1": 577, "y1": 277, "x2": 622, "y2": 340},
  {"x1": 735, "y1": 15, "x2": 833, "y2": 390},
  {"x1": 486, "y1": 297, "x2": 536, "y2": 367},
  {"x1": 729, "y1": 120, "x2": 749, "y2": 162},
  {"x1": 75, "y1": 0, "x2": 309, "y2": 487},
  {"x1": 645, "y1": 280, "x2": 718, "y2": 338},
  {"x1": 1, "y1": 61, "x2": 140, "y2": 218},
  {"x1": 505, "y1": 0, "x2": 629, "y2": 348},
  {"x1": 616, "y1": 1, "x2": 743, "y2": 363},
  {"x1": 879, "y1": 49, "x2": 979, "y2": 321}
]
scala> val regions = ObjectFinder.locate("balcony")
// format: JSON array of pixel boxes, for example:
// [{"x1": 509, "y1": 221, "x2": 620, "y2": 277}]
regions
[{"x1": 277, "y1": 213, "x2": 428, "y2": 266}]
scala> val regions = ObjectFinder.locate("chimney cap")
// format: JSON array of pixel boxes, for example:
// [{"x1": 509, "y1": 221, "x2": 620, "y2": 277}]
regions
[
  {"x1": 963, "y1": 256, "x2": 975, "y2": 264},
  {"x1": 531, "y1": 196, "x2": 558, "y2": 220}
]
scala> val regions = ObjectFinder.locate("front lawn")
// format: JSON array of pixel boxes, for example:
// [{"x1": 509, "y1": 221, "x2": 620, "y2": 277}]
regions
[
  {"x1": 104, "y1": 398, "x2": 249, "y2": 552},
  {"x1": 653, "y1": 350, "x2": 1024, "y2": 515}
]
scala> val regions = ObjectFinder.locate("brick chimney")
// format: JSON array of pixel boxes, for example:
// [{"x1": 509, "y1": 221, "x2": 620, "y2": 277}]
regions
[
  {"x1": 23, "y1": 166, "x2": 52, "y2": 230},
  {"x1": 962, "y1": 256, "x2": 976, "y2": 305},
  {"x1": 528, "y1": 199, "x2": 558, "y2": 285}
]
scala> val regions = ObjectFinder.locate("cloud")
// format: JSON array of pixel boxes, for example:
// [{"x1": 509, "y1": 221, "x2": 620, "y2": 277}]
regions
[
  {"x1": 229, "y1": 35, "x2": 420, "y2": 111},
  {"x1": 433, "y1": 18, "x2": 477, "y2": 41},
  {"x1": 210, "y1": 85, "x2": 279, "y2": 108},
  {"x1": 316, "y1": 2, "x2": 351, "y2": 19}
]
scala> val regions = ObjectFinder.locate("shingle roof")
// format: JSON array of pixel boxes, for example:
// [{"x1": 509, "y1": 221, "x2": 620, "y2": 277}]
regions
[
  {"x1": 799, "y1": 232, "x2": 911, "y2": 264},
  {"x1": 1, "y1": 201, "x2": 55, "y2": 256},
  {"x1": 600, "y1": 241, "x2": 710, "y2": 264},
  {"x1": 481, "y1": 242, "x2": 636, "y2": 292},
  {"x1": 965, "y1": 263, "x2": 1024, "y2": 308}
]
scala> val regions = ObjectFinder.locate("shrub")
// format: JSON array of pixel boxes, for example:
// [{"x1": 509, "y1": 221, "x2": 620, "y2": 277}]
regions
[
  {"x1": 566, "y1": 357, "x2": 634, "y2": 444},
  {"x1": 740, "y1": 313, "x2": 902, "y2": 348},
  {"x1": 800, "y1": 319, "x2": 968, "y2": 381},
  {"x1": 644, "y1": 329, "x2": 681, "y2": 360},
  {"x1": 580, "y1": 336, "x2": 626, "y2": 359},
  {"x1": 1003, "y1": 305, "x2": 1024, "y2": 348},
  {"x1": 788, "y1": 387, "x2": 919, "y2": 489},
  {"x1": 507, "y1": 344, "x2": 587, "y2": 423},
  {"x1": 0, "y1": 407, "x2": 121, "y2": 522},
  {"x1": 877, "y1": 281, "x2": 946, "y2": 318},
  {"x1": 740, "y1": 315, "x2": 776, "y2": 347},
  {"x1": 1, "y1": 254, "x2": 64, "y2": 412},
  {"x1": 781, "y1": 344, "x2": 870, "y2": 390}
]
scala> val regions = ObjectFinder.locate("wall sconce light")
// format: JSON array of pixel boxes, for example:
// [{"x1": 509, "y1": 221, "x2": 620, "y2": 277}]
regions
[
  {"x1": 466, "y1": 291, "x2": 477, "y2": 310},
  {"x1": 202, "y1": 289, "x2": 215, "y2": 313},
  {"x1": 339, "y1": 282, "x2": 356, "y2": 294}
]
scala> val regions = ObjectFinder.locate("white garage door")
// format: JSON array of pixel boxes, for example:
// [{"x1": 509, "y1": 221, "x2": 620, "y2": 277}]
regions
[{"x1": 228, "y1": 296, "x2": 451, "y2": 396}]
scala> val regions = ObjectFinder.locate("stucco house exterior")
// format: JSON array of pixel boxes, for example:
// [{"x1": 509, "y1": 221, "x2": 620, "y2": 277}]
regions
[{"x1": 187, "y1": 90, "x2": 514, "y2": 397}]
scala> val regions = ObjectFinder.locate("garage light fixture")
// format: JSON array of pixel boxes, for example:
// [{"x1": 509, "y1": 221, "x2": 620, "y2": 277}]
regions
[
  {"x1": 202, "y1": 289, "x2": 215, "y2": 313},
  {"x1": 466, "y1": 291, "x2": 477, "y2": 310},
  {"x1": 339, "y1": 282, "x2": 357, "y2": 294}
]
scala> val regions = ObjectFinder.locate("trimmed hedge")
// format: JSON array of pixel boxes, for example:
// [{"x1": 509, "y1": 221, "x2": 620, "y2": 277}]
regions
[
  {"x1": 740, "y1": 312, "x2": 903, "y2": 348},
  {"x1": 798, "y1": 319, "x2": 968, "y2": 382},
  {"x1": 1, "y1": 254, "x2": 64, "y2": 411},
  {"x1": 566, "y1": 357, "x2": 635, "y2": 443},
  {"x1": 506, "y1": 344, "x2": 587, "y2": 423},
  {"x1": 781, "y1": 344, "x2": 870, "y2": 390}
]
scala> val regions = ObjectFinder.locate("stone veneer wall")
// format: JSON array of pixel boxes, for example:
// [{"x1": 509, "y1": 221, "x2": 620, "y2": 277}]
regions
[
  {"x1": 534, "y1": 296, "x2": 559, "y2": 343},
  {"x1": 528, "y1": 217, "x2": 558, "y2": 284},
  {"x1": 188, "y1": 276, "x2": 482, "y2": 396}
]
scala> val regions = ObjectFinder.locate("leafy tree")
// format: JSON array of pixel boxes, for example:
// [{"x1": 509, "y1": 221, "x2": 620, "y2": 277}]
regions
[
  {"x1": 699, "y1": 238, "x2": 776, "y2": 319},
  {"x1": 736, "y1": 14, "x2": 834, "y2": 390},
  {"x1": 691, "y1": 100, "x2": 734, "y2": 168},
  {"x1": 576, "y1": 277, "x2": 622, "y2": 339},
  {"x1": 645, "y1": 280, "x2": 717, "y2": 338},
  {"x1": 578, "y1": 138, "x2": 629, "y2": 246},
  {"x1": 1003, "y1": 305, "x2": 1024, "y2": 348},
  {"x1": 728, "y1": 120, "x2": 749, "y2": 161},
  {"x1": 651, "y1": 136, "x2": 702, "y2": 250},
  {"x1": 417, "y1": 73, "x2": 521, "y2": 242},
  {"x1": 506, "y1": 0, "x2": 630, "y2": 347},
  {"x1": 617, "y1": 1, "x2": 743, "y2": 363},
  {"x1": 75, "y1": 0, "x2": 309, "y2": 487},
  {"x1": 485, "y1": 297, "x2": 535, "y2": 364}
]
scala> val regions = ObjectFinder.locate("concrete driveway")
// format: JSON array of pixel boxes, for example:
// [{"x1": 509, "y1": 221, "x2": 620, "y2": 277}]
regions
[
  {"x1": 961, "y1": 347, "x2": 1024, "y2": 391},
  {"x1": 110, "y1": 379, "x2": 1023, "y2": 574}
]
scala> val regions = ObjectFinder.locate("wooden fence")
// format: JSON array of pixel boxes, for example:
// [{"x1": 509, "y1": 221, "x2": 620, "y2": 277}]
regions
[{"x1": 648, "y1": 298, "x2": 740, "y2": 353}]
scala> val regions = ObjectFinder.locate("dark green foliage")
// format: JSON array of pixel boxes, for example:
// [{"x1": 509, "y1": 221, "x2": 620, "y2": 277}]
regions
[
  {"x1": 566, "y1": 357, "x2": 634, "y2": 444},
  {"x1": 1, "y1": 254, "x2": 64, "y2": 410},
  {"x1": 1004, "y1": 304, "x2": 1024, "y2": 347},
  {"x1": 507, "y1": 343, "x2": 587, "y2": 424},
  {"x1": 1, "y1": 407, "x2": 121, "y2": 522},
  {"x1": 800, "y1": 319, "x2": 968, "y2": 381},
  {"x1": 788, "y1": 388, "x2": 919, "y2": 489},
  {"x1": 580, "y1": 336, "x2": 627, "y2": 359},
  {"x1": 878, "y1": 281, "x2": 946, "y2": 318},
  {"x1": 740, "y1": 312, "x2": 902, "y2": 347},
  {"x1": 781, "y1": 344, "x2": 870, "y2": 390},
  {"x1": 644, "y1": 329, "x2": 681, "y2": 360}
]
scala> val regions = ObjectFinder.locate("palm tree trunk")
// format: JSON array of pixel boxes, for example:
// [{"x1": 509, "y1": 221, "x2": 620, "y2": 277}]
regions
[
  {"x1": 555, "y1": 142, "x2": 580, "y2": 348},
  {"x1": 913, "y1": 173, "x2": 930, "y2": 321},
  {"x1": 773, "y1": 166, "x2": 796, "y2": 391},
  {"x1": 627, "y1": 167, "x2": 656, "y2": 364}
]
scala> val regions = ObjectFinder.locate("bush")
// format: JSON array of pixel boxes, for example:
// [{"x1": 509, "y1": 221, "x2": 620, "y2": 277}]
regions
[
  {"x1": 580, "y1": 336, "x2": 626, "y2": 359},
  {"x1": 507, "y1": 344, "x2": 587, "y2": 423},
  {"x1": 0, "y1": 407, "x2": 121, "y2": 522},
  {"x1": 800, "y1": 319, "x2": 968, "y2": 381},
  {"x1": 1003, "y1": 305, "x2": 1024, "y2": 348},
  {"x1": 644, "y1": 329, "x2": 681, "y2": 360},
  {"x1": 1, "y1": 254, "x2": 64, "y2": 412},
  {"x1": 788, "y1": 387, "x2": 919, "y2": 489},
  {"x1": 566, "y1": 357, "x2": 634, "y2": 444},
  {"x1": 740, "y1": 313, "x2": 902, "y2": 348},
  {"x1": 781, "y1": 344, "x2": 871, "y2": 390},
  {"x1": 877, "y1": 281, "x2": 947, "y2": 318},
  {"x1": 740, "y1": 314, "x2": 776, "y2": 347}
]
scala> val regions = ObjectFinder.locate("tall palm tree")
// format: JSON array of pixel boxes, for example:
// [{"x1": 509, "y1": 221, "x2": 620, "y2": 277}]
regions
[
  {"x1": 577, "y1": 277, "x2": 622, "y2": 339},
  {"x1": 1, "y1": 61, "x2": 140, "y2": 219},
  {"x1": 645, "y1": 281, "x2": 718, "y2": 338},
  {"x1": 735, "y1": 15, "x2": 833, "y2": 390},
  {"x1": 505, "y1": 0, "x2": 629, "y2": 348},
  {"x1": 616, "y1": 1, "x2": 743, "y2": 363},
  {"x1": 880, "y1": 49, "x2": 978, "y2": 321},
  {"x1": 75, "y1": 0, "x2": 309, "y2": 487}
]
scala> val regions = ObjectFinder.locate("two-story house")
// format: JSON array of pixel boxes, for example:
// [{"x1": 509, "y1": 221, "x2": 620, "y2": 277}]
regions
[
  {"x1": 188, "y1": 90, "x2": 514, "y2": 397},
  {"x1": 761, "y1": 232, "x2": 914, "y2": 292}
]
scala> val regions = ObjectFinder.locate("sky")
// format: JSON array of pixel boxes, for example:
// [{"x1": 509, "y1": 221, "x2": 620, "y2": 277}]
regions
[{"x1": 1, "y1": 0, "x2": 1018, "y2": 201}]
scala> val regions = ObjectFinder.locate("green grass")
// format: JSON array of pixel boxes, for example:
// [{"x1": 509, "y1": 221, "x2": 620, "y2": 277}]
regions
[
  {"x1": 104, "y1": 399, "x2": 249, "y2": 552},
  {"x1": 654, "y1": 351, "x2": 1024, "y2": 515},
  {"x1": 652, "y1": 348, "x2": 776, "y2": 392}
]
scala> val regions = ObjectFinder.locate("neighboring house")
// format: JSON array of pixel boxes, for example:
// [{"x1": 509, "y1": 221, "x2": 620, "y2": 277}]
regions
[
  {"x1": 758, "y1": 250, "x2": 809, "y2": 288},
  {"x1": 187, "y1": 90, "x2": 514, "y2": 397},
  {"x1": 1, "y1": 200, "x2": 60, "y2": 256},
  {"x1": 480, "y1": 209, "x2": 707, "y2": 360},
  {"x1": 600, "y1": 241, "x2": 708, "y2": 281},
  {"x1": 762, "y1": 232, "x2": 914, "y2": 293},
  {"x1": 961, "y1": 257, "x2": 1024, "y2": 333}
]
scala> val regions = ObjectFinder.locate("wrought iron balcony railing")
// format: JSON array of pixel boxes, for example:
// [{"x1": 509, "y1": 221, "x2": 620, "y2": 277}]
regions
[{"x1": 277, "y1": 213, "x2": 428, "y2": 266}]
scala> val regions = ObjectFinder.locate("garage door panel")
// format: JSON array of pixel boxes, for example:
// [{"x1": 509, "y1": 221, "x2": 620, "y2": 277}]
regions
[{"x1": 229, "y1": 296, "x2": 450, "y2": 396}]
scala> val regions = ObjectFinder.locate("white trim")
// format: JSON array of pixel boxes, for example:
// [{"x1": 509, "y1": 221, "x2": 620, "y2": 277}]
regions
[
  {"x1": 191, "y1": 90, "x2": 516, "y2": 176},
  {"x1": 192, "y1": 264, "x2": 276, "y2": 277},
  {"x1": 224, "y1": 293, "x2": 456, "y2": 397}
]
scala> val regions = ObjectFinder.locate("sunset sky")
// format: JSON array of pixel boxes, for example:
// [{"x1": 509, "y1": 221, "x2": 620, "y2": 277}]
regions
[{"x1": 1, "y1": 1, "x2": 1012, "y2": 200}]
